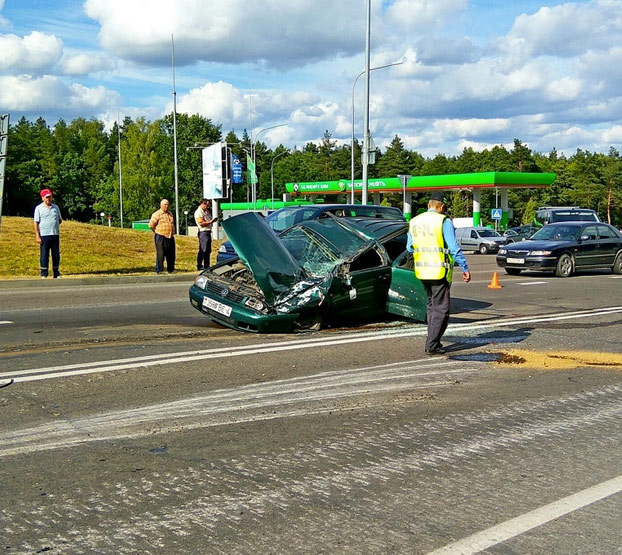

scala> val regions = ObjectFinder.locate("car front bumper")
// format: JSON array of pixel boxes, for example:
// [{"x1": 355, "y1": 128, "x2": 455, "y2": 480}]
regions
[
  {"x1": 496, "y1": 255, "x2": 558, "y2": 271},
  {"x1": 189, "y1": 285, "x2": 299, "y2": 333}
]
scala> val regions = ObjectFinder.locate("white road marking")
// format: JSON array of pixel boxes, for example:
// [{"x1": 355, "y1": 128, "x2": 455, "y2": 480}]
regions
[
  {"x1": 2, "y1": 306, "x2": 622, "y2": 383},
  {"x1": 427, "y1": 474, "x2": 622, "y2": 555},
  {"x1": 1, "y1": 358, "x2": 479, "y2": 457},
  {"x1": 517, "y1": 281, "x2": 548, "y2": 286},
  {"x1": 0, "y1": 320, "x2": 13, "y2": 325},
  {"x1": 609, "y1": 275, "x2": 622, "y2": 279}
]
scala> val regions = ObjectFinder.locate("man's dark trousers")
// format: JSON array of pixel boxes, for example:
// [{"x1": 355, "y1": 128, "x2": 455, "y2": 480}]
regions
[
  {"x1": 421, "y1": 277, "x2": 451, "y2": 352},
  {"x1": 40, "y1": 235, "x2": 60, "y2": 278},
  {"x1": 197, "y1": 231, "x2": 212, "y2": 270},
  {"x1": 155, "y1": 234, "x2": 175, "y2": 273}
]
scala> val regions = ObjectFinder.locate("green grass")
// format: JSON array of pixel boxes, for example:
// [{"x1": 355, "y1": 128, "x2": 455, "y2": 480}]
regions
[{"x1": 0, "y1": 217, "x2": 222, "y2": 278}]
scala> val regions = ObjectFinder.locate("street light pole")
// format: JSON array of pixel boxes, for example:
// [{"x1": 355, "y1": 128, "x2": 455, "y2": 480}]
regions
[
  {"x1": 270, "y1": 150, "x2": 289, "y2": 209},
  {"x1": 171, "y1": 35, "x2": 180, "y2": 235},
  {"x1": 350, "y1": 60, "x2": 403, "y2": 203},
  {"x1": 361, "y1": 0, "x2": 372, "y2": 206},
  {"x1": 251, "y1": 123, "x2": 287, "y2": 209}
]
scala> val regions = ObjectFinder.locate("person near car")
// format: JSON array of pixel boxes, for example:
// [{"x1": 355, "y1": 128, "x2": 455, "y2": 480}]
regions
[
  {"x1": 33, "y1": 188, "x2": 63, "y2": 278},
  {"x1": 148, "y1": 198, "x2": 176, "y2": 274},
  {"x1": 194, "y1": 198, "x2": 217, "y2": 270},
  {"x1": 407, "y1": 191, "x2": 471, "y2": 355}
]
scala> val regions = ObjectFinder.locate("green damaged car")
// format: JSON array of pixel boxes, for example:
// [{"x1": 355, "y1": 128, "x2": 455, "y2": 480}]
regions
[{"x1": 189, "y1": 212, "x2": 427, "y2": 332}]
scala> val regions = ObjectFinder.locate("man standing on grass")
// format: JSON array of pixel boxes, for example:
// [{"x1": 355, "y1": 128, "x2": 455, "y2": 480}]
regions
[
  {"x1": 194, "y1": 198, "x2": 218, "y2": 270},
  {"x1": 34, "y1": 188, "x2": 62, "y2": 278},
  {"x1": 148, "y1": 199, "x2": 175, "y2": 274}
]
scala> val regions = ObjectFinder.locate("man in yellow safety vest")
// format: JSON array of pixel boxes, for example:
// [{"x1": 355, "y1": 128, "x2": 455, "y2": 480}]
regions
[{"x1": 408, "y1": 191, "x2": 471, "y2": 355}]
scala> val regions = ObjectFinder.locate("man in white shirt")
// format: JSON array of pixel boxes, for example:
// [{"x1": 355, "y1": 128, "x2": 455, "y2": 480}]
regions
[
  {"x1": 194, "y1": 199, "x2": 218, "y2": 270},
  {"x1": 34, "y1": 188, "x2": 63, "y2": 278}
]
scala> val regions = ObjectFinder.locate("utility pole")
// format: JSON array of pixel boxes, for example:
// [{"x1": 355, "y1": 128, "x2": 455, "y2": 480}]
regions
[
  {"x1": 361, "y1": 0, "x2": 372, "y2": 205},
  {"x1": 0, "y1": 114, "x2": 9, "y2": 237},
  {"x1": 171, "y1": 35, "x2": 180, "y2": 235},
  {"x1": 117, "y1": 111, "x2": 124, "y2": 228}
]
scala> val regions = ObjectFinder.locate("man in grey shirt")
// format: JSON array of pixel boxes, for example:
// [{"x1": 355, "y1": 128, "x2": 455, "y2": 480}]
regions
[{"x1": 34, "y1": 188, "x2": 63, "y2": 278}]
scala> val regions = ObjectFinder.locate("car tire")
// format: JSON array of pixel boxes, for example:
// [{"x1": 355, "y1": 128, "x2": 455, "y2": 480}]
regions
[
  {"x1": 478, "y1": 244, "x2": 489, "y2": 254},
  {"x1": 293, "y1": 312, "x2": 322, "y2": 332},
  {"x1": 505, "y1": 268, "x2": 522, "y2": 275},
  {"x1": 555, "y1": 253, "x2": 573, "y2": 277},
  {"x1": 613, "y1": 252, "x2": 622, "y2": 275}
]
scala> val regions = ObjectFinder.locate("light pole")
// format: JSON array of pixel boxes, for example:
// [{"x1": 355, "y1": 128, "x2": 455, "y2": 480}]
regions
[
  {"x1": 270, "y1": 150, "x2": 289, "y2": 209},
  {"x1": 100, "y1": 212, "x2": 105, "y2": 225},
  {"x1": 361, "y1": 0, "x2": 372, "y2": 206},
  {"x1": 184, "y1": 210, "x2": 189, "y2": 235},
  {"x1": 350, "y1": 60, "x2": 403, "y2": 203},
  {"x1": 171, "y1": 35, "x2": 180, "y2": 235},
  {"x1": 251, "y1": 124, "x2": 287, "y2": 208}
]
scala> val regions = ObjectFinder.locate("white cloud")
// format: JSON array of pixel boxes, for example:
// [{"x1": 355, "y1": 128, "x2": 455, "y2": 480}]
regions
[
  {"x1": 0, "y1": 74, "x2": 119, "y2": 114},
  {"x1": 84, "y1": 0, "x2": 364, "y2": 68},
  {"x1": 61, "y1": 52, "x2": 116, "y2": 75},
  {"x1": 0, "y1": 31, "x2": 63, "y2": 73},
  {"x1": 174, "y1": 81, "x2": 248, "y2": 125},
  {"x1": 384, "y1": 0, "x2": 469, "y2": 32}
]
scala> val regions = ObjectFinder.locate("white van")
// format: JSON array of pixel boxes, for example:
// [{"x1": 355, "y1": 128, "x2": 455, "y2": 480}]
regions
[{"x1": 455, "y1": 226, "x2": 508, "y2": 254}]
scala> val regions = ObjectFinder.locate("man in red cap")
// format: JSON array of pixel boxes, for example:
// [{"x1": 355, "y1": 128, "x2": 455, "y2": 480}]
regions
[{"x1": 34, "y1": 189, "x2": 63, "y2": 278}]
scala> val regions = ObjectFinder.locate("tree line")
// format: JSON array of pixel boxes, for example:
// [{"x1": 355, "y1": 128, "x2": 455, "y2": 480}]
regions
[{"x1": 3, "y1": 114, "x2": 622, "y2": 228}]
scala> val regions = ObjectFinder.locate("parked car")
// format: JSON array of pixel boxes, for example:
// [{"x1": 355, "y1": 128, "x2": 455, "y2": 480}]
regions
[
  {"x1": 503, "y1": 225, "x2": 538, "y2": 243},
  {"x1": 534, "y1": 206, "x2": 600, "y2": 226},
  {"x1": 216, "y1": 204, "x2": 404, "y2": 263},
  {"x1": 455, "y1": 226, "x2": 507, "y2": 254},
  {"x1": 496, "y1": 222, "x2": 622, "y2": 277},
  {"x1": 190, "y1": 212, "x2": 427, "y2": 333}
]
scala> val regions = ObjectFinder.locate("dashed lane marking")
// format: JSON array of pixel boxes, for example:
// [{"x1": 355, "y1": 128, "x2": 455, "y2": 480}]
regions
[
  {"x1": 427, "y1": 474, "x2": 622, "y2": 555},
  {"x1": 517, "y1": 281, "x2": 548, "y2": 286},
  {"x1": 0, "y1": 320, "x2": 13, "y2": 325}
]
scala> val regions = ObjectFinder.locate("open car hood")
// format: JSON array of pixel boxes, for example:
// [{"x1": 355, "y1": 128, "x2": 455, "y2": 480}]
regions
[{"x1": 223, "y1": 212, "x2": 304, "y2": 305}]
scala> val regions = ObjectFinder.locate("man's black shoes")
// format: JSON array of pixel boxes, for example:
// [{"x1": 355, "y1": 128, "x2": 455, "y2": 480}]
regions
[{"x1": 425, "y1": 347, "x2": 447, "y2": 356}]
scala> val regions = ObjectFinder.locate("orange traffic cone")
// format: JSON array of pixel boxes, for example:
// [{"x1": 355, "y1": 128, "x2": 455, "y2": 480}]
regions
[{"x1": 488, "y1": 272, "x2": 502, "y2": 289}]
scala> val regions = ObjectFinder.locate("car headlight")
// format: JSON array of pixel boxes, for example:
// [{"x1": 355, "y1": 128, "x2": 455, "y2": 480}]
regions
[
  {"x1": 499, "y1": 248, "x2": 507, "y2": 255},
  {"x1": 194, "y1": 275, "x2": 208, "y2": 290},
  {"x1": 530, "y1": 250, "x2": 552, "y2": 256},
  {"x1": 218, "y1": 244, "x2": 227, "y2": 253},
  {"x1": 245, "y1": 297, "x2": 265, "y2": 312}
]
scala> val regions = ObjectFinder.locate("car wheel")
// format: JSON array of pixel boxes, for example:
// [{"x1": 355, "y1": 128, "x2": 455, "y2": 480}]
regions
[
  {"x1": 613, "y1": 253, "x2": 622, "y2": 275},
  {"x1": 555, "y1": 253, "x2": 573, "y2": 277},
  {"x1": 478, "y1": 244, "x2": 489, "y2": 254},
  {"x1": 505, "y1": 268, "x2": 522, "y2": 275},
  {"x1": 293, "y1": 312, "x2": 322, "y2": 332}
]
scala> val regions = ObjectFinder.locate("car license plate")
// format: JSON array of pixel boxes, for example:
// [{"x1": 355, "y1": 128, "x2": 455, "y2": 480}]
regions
[
  {"x1": 507, "y1": 257, "x2": 525, "y2": 264},
  {"x1": 202, "y1": 296, "x2": 232, "y2": 317}
]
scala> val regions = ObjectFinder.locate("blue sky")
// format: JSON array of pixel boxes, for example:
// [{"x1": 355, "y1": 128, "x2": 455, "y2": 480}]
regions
[{"x1": 1, "y1": 0, "x2": 622, "y2": 158}]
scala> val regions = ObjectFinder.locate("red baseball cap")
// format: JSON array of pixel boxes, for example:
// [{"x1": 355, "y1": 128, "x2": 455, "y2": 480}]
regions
[{"x1": 40, "y1": 189, "x2": 53, "y2": 198}]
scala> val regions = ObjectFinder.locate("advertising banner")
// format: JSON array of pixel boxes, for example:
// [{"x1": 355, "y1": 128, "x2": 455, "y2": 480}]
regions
[
  {"x1": 202, "y1": 143, "x2": 224, "y2": 199},
  {"x1": 231, "y1": 153, "x2": 243, "y2": 184}
]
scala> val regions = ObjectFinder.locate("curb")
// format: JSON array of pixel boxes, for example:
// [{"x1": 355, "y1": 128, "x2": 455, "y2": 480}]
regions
[{"x1": 0, "y1": 272, "x2": 198, "y2": 289}]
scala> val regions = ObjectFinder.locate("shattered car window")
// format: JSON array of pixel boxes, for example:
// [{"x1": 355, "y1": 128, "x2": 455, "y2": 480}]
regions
[{"x1": 280, "y1": 226, "x2": 341, "y2": 276}]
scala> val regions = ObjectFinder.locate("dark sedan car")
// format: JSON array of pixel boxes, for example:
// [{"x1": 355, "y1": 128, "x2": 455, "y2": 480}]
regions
[
  {"x1": 496, "y1": 222, "x2": 622, "y2": 277},
  {"x1": 190, "y1": 212, "x2": 426, "y2": 332}
]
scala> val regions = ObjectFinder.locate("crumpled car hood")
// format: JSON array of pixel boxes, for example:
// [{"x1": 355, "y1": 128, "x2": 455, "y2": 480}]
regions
[{"x1": 223, "y1": 212, "x2": 305, "y2": 305}]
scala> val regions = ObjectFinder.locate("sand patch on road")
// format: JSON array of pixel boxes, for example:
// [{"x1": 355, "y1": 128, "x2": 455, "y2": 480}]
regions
[{"x1": 496, "y1": 349, "x2": 622, "y2": 371}]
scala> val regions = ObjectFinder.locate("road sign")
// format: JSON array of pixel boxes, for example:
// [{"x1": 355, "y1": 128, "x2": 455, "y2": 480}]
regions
[{"x1": 491, "y1": 208, "x2": 502, "y2": 220}]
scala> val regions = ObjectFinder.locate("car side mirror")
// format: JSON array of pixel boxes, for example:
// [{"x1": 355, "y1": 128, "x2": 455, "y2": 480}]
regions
[{"x1": 580, "y1": 235, "x2": 589, "y2": 241}]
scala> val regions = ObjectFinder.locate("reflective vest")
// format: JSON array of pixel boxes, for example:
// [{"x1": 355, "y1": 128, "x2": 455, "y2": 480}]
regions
[{"x1": 409, "y1": 210, "x2": 453, "y2": 281}]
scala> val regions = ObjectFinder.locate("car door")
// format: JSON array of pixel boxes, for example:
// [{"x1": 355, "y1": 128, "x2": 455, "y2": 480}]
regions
[
  {"x1": 385, "y1": 251, "x2": 427, "y2": 322},
  {"x1": 596, "y1": 224, "x2": 619, "y2": 265},
  {"x1": 575, "y1": 224, "x2": 601, "y2": 268}
]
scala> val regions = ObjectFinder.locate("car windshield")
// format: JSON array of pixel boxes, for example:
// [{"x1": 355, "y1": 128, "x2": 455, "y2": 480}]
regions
[
  {"x1": 478, "y1": 229, "x2": 502, "y2": 237},
  {"x1": 531, "y1": 225, "x2": 580, "y2": 241},
  {"x1": 550, "y1": 211, "x2": 598, "y2": 222},
  {"x1": 280, "y1": 226, "x2": 341, "y2": 277},
  {"x1": 266, "y1": 207, "x2": 318, "y2": 232}
]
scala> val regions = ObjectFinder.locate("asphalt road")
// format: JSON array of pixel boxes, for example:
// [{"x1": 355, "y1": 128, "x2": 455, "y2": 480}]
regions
[{"x1": 0, "y1": 255, "x2": 621, "y2": 554}]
